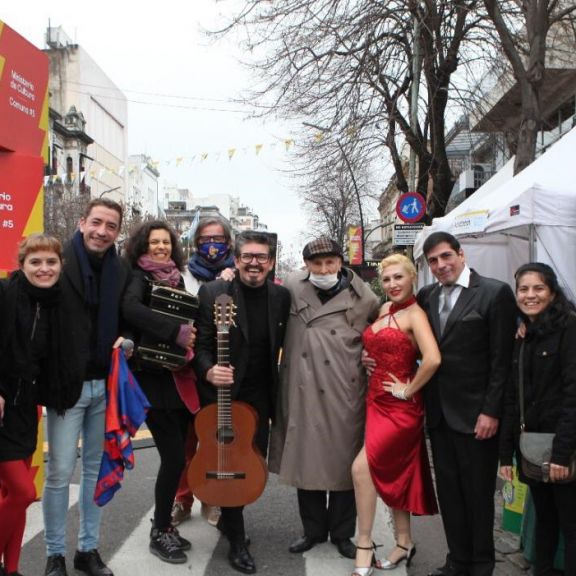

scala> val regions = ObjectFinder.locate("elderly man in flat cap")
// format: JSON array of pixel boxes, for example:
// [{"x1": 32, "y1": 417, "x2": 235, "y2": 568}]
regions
[{"x1": 269, "y1": 237, "x2": 380, "y2": 559}]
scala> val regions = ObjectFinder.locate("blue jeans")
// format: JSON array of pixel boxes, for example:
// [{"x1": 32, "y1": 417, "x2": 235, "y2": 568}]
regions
[{"x1": 43, "y1": 380, "x2": 106, "y2": 556}]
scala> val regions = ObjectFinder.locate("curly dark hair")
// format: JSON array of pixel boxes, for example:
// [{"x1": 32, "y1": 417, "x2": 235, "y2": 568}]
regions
[
  {"x1": 124, "y1": 220, "x2": 185, "y2": 270},
  {"x1": 515, "y1": 262, "x2": 576, "y2": 336}
]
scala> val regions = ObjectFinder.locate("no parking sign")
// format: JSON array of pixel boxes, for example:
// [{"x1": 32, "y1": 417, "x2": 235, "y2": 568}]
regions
[{"x1": 396, "y1": 192, "x2": 426, "y2": 223}]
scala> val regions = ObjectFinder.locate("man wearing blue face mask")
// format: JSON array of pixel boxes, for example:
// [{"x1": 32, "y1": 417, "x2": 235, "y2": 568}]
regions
[
  {"x1": 171, "y1": 217, "x2": 236, "y2": 529},
  {"x1": 269, "y1": 237, "x2": 380, "y2": 560}
]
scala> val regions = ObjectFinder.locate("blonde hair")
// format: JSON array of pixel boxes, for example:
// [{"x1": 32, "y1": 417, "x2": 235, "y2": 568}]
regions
[
  {"x1": 17, "y1": 234, "x2": 63, "y2": 267},
  {"x1": 379, "y1": 253, "x2": 416, "y2": 280}
]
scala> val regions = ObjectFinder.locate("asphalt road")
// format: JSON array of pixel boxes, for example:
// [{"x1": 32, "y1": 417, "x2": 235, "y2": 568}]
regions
[
  {"x1": 20, "y1": 438, "x2": 403, "y2": 576},
  {"x1": 20, "y1": 432, "x2": 529, "y2": 576}
]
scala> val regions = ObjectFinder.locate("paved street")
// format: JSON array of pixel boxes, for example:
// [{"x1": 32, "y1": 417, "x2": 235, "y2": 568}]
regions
[
  {"x1": 20, "y1": 438, "x2": 401, "y2": 576},
  {"x1": 19, "y1": 432, "x2": 532, "y2": 576}
]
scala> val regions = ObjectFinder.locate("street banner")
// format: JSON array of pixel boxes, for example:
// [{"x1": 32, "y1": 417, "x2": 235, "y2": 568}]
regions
[
  {"x1": 347, "y1": 225, "x2": 363, "y2": 265},
  {"x1": 0, "y1": 21, "x2": 49, "y2": 155},
  {"x1": 0, "y1": 20, "x2": 49, "y2": 497},
  {"x1": 0, "y1": 153, "x2": 45, "y2": 269}
]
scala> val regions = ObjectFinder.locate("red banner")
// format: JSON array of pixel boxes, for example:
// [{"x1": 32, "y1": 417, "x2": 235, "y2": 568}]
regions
[
  {"x1": 0, "y1": 22, "x2": 49, "y2": 155},
  {"x1": 0, "y1": 152, "x2": 44, "y2": 269},
  {"x1": 348, "y1": 225, "x2": 363, "y2": 265}
]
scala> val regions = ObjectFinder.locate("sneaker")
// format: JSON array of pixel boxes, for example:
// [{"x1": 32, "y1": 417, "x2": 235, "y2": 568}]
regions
[
  {"x1": 149, "y1": 526, "x2": 188, "y2": 564},
  {"x1": 73, "y1": 550, "x2": 113, "y2": 576},
  {"x1": 169, "y1": 526, "x2": 192, "y2": 551},
  {"x1": 171, "y1": 501, "x2": 192, "y2": 526},
  {"x1": 45, "y1": 555, "x2": 67, "y2": 576},
  {"x1": 201, "y1": 503, "x2": 221, "y2": 527}
]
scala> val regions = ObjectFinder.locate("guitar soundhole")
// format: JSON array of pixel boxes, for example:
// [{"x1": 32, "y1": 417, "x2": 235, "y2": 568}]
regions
[{"x1": 217, "y1": 426, "x2": 235, "y2": 444}]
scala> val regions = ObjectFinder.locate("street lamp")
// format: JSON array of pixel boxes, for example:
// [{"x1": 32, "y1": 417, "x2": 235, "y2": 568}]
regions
[
  {"x1": 99, "y1": 186, "x2": 121, "y2": 198},
  {"x1": 302, "y1": 122, "x2": 366, "y2": 264}
]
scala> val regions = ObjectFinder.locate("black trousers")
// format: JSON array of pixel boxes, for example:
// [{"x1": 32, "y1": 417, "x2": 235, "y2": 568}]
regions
[
  {"x1": 146, "y1": 407, "x2": 190, "y2": 529},
  {"x1": 428, "y1": 418, "x2": 499, "y2": 576},
  {"x1": 296, "y1": 488, "x2": 356, "y2": 541},
  {"x1": 530, "y1": 481, "x2": 576, "y2": 576},
  {"x1": 219, "y1": 394, "x2": 270, "y2": 543}
]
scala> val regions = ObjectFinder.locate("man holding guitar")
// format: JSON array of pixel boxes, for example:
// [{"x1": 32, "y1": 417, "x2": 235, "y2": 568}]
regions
[{"x1": 193, "y1": 230, "x2": 291, "y2": 574}]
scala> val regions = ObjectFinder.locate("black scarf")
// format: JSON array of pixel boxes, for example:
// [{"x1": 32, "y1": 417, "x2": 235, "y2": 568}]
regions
[
  {"x1": 72, "y1": 230, "x2": 120, "y2": 370},
  {"x1": 0, "y1": 270, "x2": 81, "y2": 413},
  {"x1": 187, "y1": 251, "x2": 235, "y2": 282}
]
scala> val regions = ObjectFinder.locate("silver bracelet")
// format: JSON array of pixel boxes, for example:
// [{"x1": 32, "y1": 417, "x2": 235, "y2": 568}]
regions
[{"x1": 392, "y1": 387, "x2": 409, "y2": 401}]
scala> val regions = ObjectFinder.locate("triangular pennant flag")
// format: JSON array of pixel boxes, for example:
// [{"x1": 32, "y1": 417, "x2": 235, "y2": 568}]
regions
[
  {"x1": 255, "y1": 144, "x2": 263, "y2": 155},
  {"x1": 228, "y1": 148, "x2": 236, "y2": 160}
]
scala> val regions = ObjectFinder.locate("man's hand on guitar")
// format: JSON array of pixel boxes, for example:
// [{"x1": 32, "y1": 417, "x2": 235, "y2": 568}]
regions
[{"x1": 207, "y1": 365, "x2": 234, "y2": 387}]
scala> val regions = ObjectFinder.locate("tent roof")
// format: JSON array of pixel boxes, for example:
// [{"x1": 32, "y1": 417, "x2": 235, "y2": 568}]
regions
[{"x1": 414, "y1": 126, "x2": 576, "y2": 258}]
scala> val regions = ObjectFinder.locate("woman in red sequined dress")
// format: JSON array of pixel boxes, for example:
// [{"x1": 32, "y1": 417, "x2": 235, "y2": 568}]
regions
[{"x1": 351, "y1": 254, "x2": 441, "y2": 576}]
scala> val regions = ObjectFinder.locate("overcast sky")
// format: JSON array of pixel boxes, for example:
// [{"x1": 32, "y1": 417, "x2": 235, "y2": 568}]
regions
[{"x1": 1, "y1": 1, "x2": 308, "y2": 258}]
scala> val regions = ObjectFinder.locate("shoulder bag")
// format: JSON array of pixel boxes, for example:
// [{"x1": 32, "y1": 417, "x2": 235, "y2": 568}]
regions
[{"x1": 517, "y1": 340, "x2": 576, "y2": 483}]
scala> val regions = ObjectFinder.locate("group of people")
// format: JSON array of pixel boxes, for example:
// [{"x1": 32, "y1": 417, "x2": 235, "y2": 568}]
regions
[{"x1": 0, "y1": 203, "x2": 575, "y2": 576}]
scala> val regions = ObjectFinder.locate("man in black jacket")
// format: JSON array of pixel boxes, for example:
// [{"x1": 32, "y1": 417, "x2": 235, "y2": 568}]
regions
[
  {"x1": 43, "y1": 199, "x2": 131, "y2": 576},
  {"x1": 194, "y1": 230, "x2": 291, "y2": 574},
  {"x1": 417, "y1": 232, "x2": 516, "y2": 576}
]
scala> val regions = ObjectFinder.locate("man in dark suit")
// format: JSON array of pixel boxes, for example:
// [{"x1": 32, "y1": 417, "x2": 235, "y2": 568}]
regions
[
  {"x1": 194, "y1": 230, "x2": 291, "y2": 575},
  {"x1": 417, "y1": 232, "x2": 516, "y2": 576}
]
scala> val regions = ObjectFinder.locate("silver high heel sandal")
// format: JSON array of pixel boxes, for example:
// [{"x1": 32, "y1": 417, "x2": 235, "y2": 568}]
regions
[
  {"x1": 380, "y1": 543, "x2": 416, "y2": 570},
  {"x1": 351, "y1": 543, "x2": 383, "y2": 576}
]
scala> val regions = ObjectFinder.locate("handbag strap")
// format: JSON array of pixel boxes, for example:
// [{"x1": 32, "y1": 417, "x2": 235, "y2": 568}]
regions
[{"x1": 518, "y1": 339, "x2": 526, "y2": 430}]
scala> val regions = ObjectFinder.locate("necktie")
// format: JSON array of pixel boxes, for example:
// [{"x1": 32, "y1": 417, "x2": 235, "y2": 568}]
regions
[{"x1": 439, "y1": 285, "x2": 455, "y2": 334}]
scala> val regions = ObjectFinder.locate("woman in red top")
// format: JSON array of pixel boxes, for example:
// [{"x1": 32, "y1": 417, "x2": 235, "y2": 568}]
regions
[{"x1": 352, "y1": 254, "x2": 440, "y2": 575}]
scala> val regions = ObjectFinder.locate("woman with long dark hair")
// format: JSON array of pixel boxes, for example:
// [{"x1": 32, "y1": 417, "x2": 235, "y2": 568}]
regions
[
  {"x1": 0, "y1": 234, "x2": 80, "y2": 576},
  {"x1": 122, "y1": 221, "x2": 196, "y2": 565},
  {"x1": 500, "y1": 263, "x2": 576, "y2": 576}
]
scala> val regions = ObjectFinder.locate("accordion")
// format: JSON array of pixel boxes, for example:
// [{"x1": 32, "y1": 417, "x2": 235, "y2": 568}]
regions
[{"x1": 137, "y1": 285, "x2": 199, "y2": 370}]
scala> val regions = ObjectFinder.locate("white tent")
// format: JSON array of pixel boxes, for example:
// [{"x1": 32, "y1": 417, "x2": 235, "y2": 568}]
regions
[{"x1": 414, "y1": 126, "x2": 576, "y2": 300}]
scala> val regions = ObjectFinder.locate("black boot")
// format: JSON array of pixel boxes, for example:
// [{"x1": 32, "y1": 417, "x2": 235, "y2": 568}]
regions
[{"x1": 228, "y1": 540, "x2": 256, "y2": 574}]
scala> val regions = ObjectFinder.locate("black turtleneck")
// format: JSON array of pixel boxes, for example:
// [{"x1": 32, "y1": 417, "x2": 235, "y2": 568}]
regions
[{"x1": 239, "y1": 282, "x2": 272, "y2": 396}]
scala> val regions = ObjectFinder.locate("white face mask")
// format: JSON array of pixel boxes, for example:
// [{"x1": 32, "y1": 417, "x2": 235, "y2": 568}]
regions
[{"x1": 308, "y1": 272, "x2": 339, "y2": 291}]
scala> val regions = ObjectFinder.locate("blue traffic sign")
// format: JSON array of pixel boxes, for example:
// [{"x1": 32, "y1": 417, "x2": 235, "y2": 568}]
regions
[{"x1": 396, "y1": 192, "x2": 426, "y2": 223}]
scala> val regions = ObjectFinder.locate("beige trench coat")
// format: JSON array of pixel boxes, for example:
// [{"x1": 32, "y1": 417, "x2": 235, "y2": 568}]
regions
[{"x1": 269, "y1": 269, "x2": 380, "y2": 490}]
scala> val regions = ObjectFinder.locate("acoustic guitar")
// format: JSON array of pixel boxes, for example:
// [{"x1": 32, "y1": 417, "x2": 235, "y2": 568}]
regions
[{"x1": 187, "y1": 293, "x2": 268, "y2": 507}]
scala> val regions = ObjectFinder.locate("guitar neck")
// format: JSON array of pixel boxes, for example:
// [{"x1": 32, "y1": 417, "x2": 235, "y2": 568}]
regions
[{"x1": 216, "y1": 330, "x2": 232, "y2": 424}]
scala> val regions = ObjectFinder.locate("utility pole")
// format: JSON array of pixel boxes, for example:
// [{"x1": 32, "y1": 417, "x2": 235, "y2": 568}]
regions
[{"x1": 408, "y1": 15, "x2": 422, "y2": 192}]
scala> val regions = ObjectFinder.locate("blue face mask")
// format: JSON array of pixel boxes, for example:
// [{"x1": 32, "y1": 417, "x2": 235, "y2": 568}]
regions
[{"x1": 198, "y1": 242, "x2": 229, "y2": 262}]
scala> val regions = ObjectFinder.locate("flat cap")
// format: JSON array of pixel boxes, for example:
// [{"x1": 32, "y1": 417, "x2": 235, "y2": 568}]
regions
[{"x1": 302, "y1": 237, "x2": 343, "y2": 260}]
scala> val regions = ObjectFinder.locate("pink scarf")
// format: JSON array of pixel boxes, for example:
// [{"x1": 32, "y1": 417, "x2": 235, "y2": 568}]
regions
[{"x1": 137, "y1": 255, "x2": 181, "y2": 287}]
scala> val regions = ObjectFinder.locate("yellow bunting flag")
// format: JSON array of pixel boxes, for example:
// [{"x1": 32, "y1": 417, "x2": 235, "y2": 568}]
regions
[
  {"x1": 228, "y1": 148, "x2": 236, "y2": 160},
  {"x1": 255, "y1": 144, "x2": 263, "y2": 155}
]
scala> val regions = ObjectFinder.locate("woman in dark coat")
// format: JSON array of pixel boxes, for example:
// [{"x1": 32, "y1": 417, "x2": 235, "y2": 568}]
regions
[
  {"x1": 122, "y1": 221, "x2": 196, "y2": 565},
  {"x1": 0, "y1": 234, "x2": 79, "y2": 576},
  {"x1": 500, "y1": 262, "x2": 576, "y2": 576}
]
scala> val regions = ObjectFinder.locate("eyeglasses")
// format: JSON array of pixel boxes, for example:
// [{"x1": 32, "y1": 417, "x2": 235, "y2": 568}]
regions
[
  {"x1": 198, "y1": 235, "x2": 226, "y2": 244},
  {"x1": 239, "y1": 253, "x2": 270, "y2": 264}
]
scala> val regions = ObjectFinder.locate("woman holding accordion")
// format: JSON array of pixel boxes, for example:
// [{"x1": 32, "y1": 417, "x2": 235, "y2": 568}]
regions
[{"x1": 122, "y1": 221, "x2": 197, "y2": 565}]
